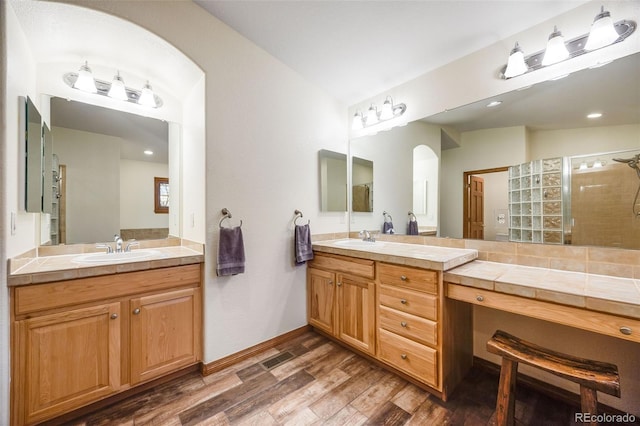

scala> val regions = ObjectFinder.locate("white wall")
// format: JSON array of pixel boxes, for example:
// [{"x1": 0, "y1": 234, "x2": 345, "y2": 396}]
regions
[
  {"x1": 52, "y1": 126, "x2": 121, "y2": 243},
  {"x1": 529, "y1": 123, "x2": 640, "y2": 160},
  {"x1": 120, "y1": 159, "x2": 169, "y2": 230},
  {"x1": 2, "y1": 1, "x2": 40, "y2": 421}
]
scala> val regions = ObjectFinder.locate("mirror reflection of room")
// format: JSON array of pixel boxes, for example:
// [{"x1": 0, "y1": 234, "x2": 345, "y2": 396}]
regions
[{"x1": 50, "y1": 97, "x2": 170, "y2": 244}]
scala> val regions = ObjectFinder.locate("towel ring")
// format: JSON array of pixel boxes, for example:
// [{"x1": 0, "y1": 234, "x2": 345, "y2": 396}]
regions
[
  {"x1": 294, "y1": 209, "x2": 310, "y2": 226},
  {"x1": 219, "y1": 208, "x2": 242, "y2": 229},
  {"x1": 383, "y1": 211, "x2": 393, "y2": 221},
  {"x1": 408, "y1": 211, "x2": 416, "y2": 221}
]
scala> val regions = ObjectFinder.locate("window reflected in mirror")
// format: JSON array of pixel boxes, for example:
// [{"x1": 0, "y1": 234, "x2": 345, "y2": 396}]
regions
[{"x1": 154, "y1": 177, "x2": 169, "y2": 214}]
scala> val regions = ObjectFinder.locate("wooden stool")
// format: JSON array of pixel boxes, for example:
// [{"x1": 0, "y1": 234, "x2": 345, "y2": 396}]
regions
[{"x1": 487, "y1": 330, "x2": 620, "y2": 426}]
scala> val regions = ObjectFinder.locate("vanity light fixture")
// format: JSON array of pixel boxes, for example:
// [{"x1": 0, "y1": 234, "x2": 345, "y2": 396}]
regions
[
  {"x1": 63, "y1": 62, "x2": 163, "y2": 108},
  {"x1": 352, "y1": 96, "x2": 407, "y2": 130},
  {"x1": 500, "y1": 6, "x2": 636, "y2": 79}
]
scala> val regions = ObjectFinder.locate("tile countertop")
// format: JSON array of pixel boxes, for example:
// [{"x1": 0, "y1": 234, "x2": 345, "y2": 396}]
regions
[
  {"x1": 312, "y1": 238, "x2": 478, "y2": 271},
  {"x1": 444, "y1": 260, "x2": 640, "y2": 320},
  {"x1": 8, "y1": 244, "x2": 204, "y2": 287}
]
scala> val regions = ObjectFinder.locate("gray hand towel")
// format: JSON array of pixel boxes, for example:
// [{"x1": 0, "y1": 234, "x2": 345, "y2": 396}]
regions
[
  {"x1": 217, "y1": 226, "x2": 245, "y2": 276},
  {"x1": 383, "y1": 221, "x2": 395, "y2": 234},
  {"x1": 408, "y1": 219, "x2": 419, "y2": 235},
  {"x1": 295, "y1": 223, "x2": 314, "y2": 264}
]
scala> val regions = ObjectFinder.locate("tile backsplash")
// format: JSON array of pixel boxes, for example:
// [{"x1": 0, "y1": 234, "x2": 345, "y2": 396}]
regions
[{"x1": 313, "y1": 233, "x2": 640, "y2": 279}]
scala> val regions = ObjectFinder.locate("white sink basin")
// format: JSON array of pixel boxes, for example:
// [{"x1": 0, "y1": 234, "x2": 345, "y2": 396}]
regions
[
  {"x1": 72, "y1": 249, "x2": 165, "y2": 264},
  {"x1": 334, "y1": 240, "x2": 384, "y2": 248}
]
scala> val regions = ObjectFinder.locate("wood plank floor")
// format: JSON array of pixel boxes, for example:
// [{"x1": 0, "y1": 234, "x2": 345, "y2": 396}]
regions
[{"x1": 60, "y1": 331, "x2": 603, "y2": 425}]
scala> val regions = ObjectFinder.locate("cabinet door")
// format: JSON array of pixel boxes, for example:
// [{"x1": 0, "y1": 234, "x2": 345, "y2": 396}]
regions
[
  {"x1": 130, "y1": 288, "x2": 201, "y2": 384},
  {"x1": 336, "y1": 273, "x2": 376, "y2": 355},
  {"x1": 307, "y1": 267, "x2": 336, "y2": 335},
  {"x1": 16, "y1": 303, "x2": 121, "y2": 425}
]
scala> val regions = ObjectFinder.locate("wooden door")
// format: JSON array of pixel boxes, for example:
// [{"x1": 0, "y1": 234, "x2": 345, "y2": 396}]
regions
[
  {"x1": 468, "y1": 175, "x2": 485, "y2": 239},
  {"x1": 17, "y1": 303, "x2": 121, "y2": 425},
  {"x1": 307, "y1": 268, "x2": 336, "y2": 335},
  {"x1": 336, "y1": 273, "x2": 376, "y2": 355},
  {"x1": 130, "y1": 288, "x2": 200, "y2": 385}
]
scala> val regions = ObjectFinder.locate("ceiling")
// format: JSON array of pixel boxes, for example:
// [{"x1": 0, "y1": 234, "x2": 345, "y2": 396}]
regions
[{"x1": 195, "y1": 0, "x2": 590, "y2": 105}]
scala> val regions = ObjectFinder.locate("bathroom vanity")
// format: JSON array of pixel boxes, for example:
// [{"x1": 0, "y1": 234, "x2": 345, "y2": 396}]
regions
[
  {"x1": 308, "y1": 239, "x2": 478, "y2": 400},
  {"x1": 308, "y1": 238, "x2": 640, "y2": 404},
  {"x1": 8, "y1": 243, "x2": 204, "y2": 426}
]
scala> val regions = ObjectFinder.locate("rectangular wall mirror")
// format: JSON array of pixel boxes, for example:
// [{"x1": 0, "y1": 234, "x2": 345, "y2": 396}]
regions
[
  {"x1": 23, "y1": 96, "x2": 43, "y2": 213},
  {"x1": 318, "y1": 149, "x2": 347, "y2": 212}
]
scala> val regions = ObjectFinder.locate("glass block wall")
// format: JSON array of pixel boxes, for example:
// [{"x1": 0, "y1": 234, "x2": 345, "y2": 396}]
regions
[{"x1": 509, "y1": 157, "x2": 563, "y2": 244}]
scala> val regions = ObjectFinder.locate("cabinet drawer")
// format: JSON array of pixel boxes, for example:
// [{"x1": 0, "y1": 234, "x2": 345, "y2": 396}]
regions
[
  {"x1": 309, "y1": 254, "x2": 375, "y2": 279},
  {"x1": 378, "y1": 263, "x2": 437, "y2": 294},
  {"x1": 378, "y1": 329, "x2": 437, "y2": 387},
  {"x1": 379, "y1": 284, "x2": 437, "y2": 321},
  {"x1": 379, "y1": 305, "x2": 437, "y2": 347}
]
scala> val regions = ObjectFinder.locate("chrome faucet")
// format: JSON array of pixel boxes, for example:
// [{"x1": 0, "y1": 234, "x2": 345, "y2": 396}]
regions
[
  {"x1": 359, "y1": 230, "x2": 375, "y2": 242},
  {"x1": 125, "y1": 240, "x2": 140, "y2": 252},
  {"x1": 96, "y1": 243, "x2": 113, "y2": 254},
  {"x1": 114, "y1": 234, "x2": 124, "y2": 253}
]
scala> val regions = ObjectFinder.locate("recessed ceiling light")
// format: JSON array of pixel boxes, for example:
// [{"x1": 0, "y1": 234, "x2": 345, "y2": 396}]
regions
[
  {"x1": 587, "y1": 112, "x2": 603, "y2": 119},
  {"x1": 486, "y1": 101, "x2": 502, "y2": 108},
  {"x1": 144, "y1": 150, "x2": 154, "y2": 155}
]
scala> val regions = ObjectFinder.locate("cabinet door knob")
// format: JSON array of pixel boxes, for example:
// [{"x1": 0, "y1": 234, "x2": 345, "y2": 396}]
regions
[
  {"x1": 400, "y1": 299, "x2": 407, "y2": 304},
  {"x1": 328, "y1": 280, "x2": 333, "y2": 285},
  {"x1": 620, "y1": 326, "x2": 632, "y2": 335},
  {"x1": 133, "y1": 308, "x2": 141, "y2": 315},
  {"x1": 110, "y1": 313, "x2": 118, "y2": 320},
  {"x1": 401, "y1": 354, "x2": 407, "y2": 360},
  {"x1": 400, "y1": 275, "x2": 407, "y2": 281},
  {"x1": 476, "y1": 295, "x2": 484, "y2": 302},
  {"x1": 401, "y1": 321, "x2": 407, "y2": 327},
  {"x1": 337, "y1": 282, "x2": 342, "y2": 287}
]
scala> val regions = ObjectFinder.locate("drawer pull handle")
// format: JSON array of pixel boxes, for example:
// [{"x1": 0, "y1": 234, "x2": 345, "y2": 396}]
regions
[
  {"x1": 400, "y1": 299, "x2": 407, "y2": 305},
  {"x1": 401, "y1": 321, "x2": 407, "y2": 327},
  {"x1": 620, "y1": 326, "x2": 632, "y2": 335},
  {"x1": 110, "y1": 313, "x2": 118, "y2": 320},
  {"x1": 400, "y1": 275, "x2": 407, "y2": 281},
  {"x1": 133, "y1": 308, "x2": 141, "y2": 315},
  {"x1": 401, "y1": 354, "x2": 407, "y2": 360},
  {"x1": 476, "y1": 295, "x2": 484, "y2": 302}
]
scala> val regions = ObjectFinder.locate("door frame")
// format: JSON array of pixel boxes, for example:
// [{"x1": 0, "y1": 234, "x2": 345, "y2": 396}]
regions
[{"x1": 463, "y1": 167, "x2": 509, "y2": 239}]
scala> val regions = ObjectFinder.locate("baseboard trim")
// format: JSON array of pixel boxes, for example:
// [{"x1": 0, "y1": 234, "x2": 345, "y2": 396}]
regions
[
  {"x1": 201, "y1": 325, "x2": 311, "y2": 376},
  {"x1": 473, "y1": 356, "x2": 638, "y2": 421}
]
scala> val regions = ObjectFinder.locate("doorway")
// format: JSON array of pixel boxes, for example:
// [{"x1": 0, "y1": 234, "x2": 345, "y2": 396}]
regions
[{"x1": 463, "y1": 167, "x2": 509, "y2": 240}]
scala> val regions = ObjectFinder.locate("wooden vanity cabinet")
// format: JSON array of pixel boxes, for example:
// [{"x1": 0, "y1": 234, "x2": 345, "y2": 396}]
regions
[
  {"x1": 307, "y1": 254, "x2": 376, "y2": 355},
  {"x1": 10, "y1": 264, "x2": 202, "y2": 426},
  {"x1": 307, "y1": 253, "x2": 472, "y2": 400}
]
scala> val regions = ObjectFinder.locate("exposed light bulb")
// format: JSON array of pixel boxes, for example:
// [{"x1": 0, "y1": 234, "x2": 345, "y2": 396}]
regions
[
  {"x1": 542, "y1": 26, "x2": 570, "y2": 66},
  {"x1": 585, "y1": 6, "x2": 619, "y2": 51},
  {"x1": 108, "y1": 71, "x2": 128, "y2": 101},
  {"x1": 74, "y1": 61, "x2": 97, "y2": 93}
]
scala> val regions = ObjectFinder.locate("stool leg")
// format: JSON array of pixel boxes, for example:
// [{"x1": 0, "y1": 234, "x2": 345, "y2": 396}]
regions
[
  {"x1": 496, "y1": 358, "x2": 518, "y2": 426},
  {"x1": 579, "y1": 386, "x2": 598, "y2": 426}
]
